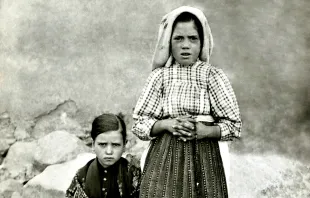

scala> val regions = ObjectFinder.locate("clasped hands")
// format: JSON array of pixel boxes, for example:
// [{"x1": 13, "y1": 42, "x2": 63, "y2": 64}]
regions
[{"x1": 167, "y1": 115, "x2": 207, "y2": 142}]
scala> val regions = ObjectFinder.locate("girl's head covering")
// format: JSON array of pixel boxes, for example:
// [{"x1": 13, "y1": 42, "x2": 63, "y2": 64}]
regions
[{"x1": 152, "y1": 6, "x2": 214, "y2": 70}]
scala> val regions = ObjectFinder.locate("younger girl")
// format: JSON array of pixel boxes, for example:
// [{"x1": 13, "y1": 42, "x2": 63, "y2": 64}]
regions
[{"x1": 66, "y1": 113, "x2": 141, "y2": 198}]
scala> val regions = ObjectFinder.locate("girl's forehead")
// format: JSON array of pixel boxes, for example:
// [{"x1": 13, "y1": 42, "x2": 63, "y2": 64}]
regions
[
  {"x1": 95, "y1": 130, "x2": 123, "y2": 142},
  {"x1": 172, "y1": 21, "x2": 198, "y2": 34}
]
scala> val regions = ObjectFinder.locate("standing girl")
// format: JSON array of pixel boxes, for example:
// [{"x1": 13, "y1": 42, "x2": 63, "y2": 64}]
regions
[{"x1": 132, "y1": 6, "x2": 242, "y2": 198}]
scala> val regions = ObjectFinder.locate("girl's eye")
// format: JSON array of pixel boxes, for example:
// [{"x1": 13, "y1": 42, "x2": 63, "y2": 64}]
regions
[
  {"x1": 112, "y1": 143, "x2": 121, "y2": 147},
  {"x1": 174, "y1": 36, "x2": 183, "y2": 41},
  {"x1": 98, "y1": 143, "x2": 107, "y2": 146},
  {"x1": 190, "y1": 36, "x2": 199, "y2": 41}
]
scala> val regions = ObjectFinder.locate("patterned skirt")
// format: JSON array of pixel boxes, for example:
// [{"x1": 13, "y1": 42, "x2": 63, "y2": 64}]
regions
[{"x1": 140, "y1": 133, "x2": 228, "y2": 198}]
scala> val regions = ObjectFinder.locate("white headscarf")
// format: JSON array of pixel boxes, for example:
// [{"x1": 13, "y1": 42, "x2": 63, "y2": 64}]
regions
[{"x1": 152, "y1": 6, "x2": 214, "y2": 70}]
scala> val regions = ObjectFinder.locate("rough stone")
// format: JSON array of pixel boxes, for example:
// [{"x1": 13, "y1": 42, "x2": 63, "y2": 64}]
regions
[
  {"x1": 31, "y1": 100, "x2": 86, "y2": 139},
  {"x1": 26, "y1": 153, "x2": 95, "y2": 193},
  {"x1": 0, "y1": 113, "x2": 17, "y2": 161},
  {"x1": 0, "y1": 179, "x2": 23, "y2": 198},
  {"x1": 0, "y1": 112, "x2": 15, "y2": 140},
  {"x1": 10, "y1": 192, "x2": 23, "y2": 198},
  {"x1": 0, "y1": 140, "x2": 10, "y2": 157},
  {"x1": 33, "y1": 131, "x2": 91, "y2": 167},
  {"x1": 14, "y1": 126, "x2": 30, "y2": 141},
  {"x1": 0, "y1": 138, "x2": 16, "y2": 157},
  {"x1": 124, "y1": 138, "x2": 149, "y2": 168},
  {"x1": 1, "y1": 141, "x2": 38, "y2": 183}
]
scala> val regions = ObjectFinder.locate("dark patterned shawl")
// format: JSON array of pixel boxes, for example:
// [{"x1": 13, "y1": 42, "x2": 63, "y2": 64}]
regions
[{"x1": 66, "y1": 157, "x2": 141, "y2": 198}]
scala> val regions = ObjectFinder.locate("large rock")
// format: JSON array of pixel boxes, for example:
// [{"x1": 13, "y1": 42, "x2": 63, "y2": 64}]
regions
[
  {"x1": 31, "y1": 100, "x2": 86, "y2": 138},
  {"x1": 1, "y1": 141, "x2": 38, "y2": 183},
  {"x1": 25, "y1": 153, "x2": 95, "y2": 193},
  {"x1": 0, "y1": 179, "x2": 23, "y2": 198},
  {"x1": 33, "y1": 131, "x2": 91, "y2": 167}
]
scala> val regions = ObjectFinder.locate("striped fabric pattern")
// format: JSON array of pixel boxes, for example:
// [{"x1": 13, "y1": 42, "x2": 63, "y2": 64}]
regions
[{"x1": 140, "y1": 133, "x2": 228, "y2": 198}]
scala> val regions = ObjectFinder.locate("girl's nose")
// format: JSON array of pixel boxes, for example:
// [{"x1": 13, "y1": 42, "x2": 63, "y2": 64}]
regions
[
  {"x1": 105, "y1": 145, "x2": 113, "y2": 154},
  {"x1": 182, "y1": 38, "x2": 191, "y2": 48}
]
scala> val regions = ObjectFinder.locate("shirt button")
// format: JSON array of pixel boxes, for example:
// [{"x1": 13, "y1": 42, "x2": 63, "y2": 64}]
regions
[
  {"x1": 104, "y1": 170, "x2": 107, "y2": 173},
  {"x1": 103, "y1": 178, "x2": 107, "y2": 181},
  {"x1": 102, "y1": 188, "x2": 106, "y2": 191}
]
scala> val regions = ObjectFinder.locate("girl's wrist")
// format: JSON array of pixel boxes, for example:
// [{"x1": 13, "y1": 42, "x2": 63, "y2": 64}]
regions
[
  {"x1": 196, "y1": 123, "x2": 221, "y2": 140},
  {"x1": 151, "y1": 119, "x2": 171, "y2": 137}
]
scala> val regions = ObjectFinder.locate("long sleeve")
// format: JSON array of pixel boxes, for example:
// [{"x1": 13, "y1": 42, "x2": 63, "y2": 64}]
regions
[
  {"x1": 132, "y1": 68, "x2": 163, "y2": 141},
  {"x1": 208, "y1": 67, "x2": 242, "y2": 141}
]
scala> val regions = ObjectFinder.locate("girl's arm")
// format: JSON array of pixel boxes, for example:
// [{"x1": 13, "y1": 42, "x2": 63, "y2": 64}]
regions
[
  {"x1": 207, "y1": 67, "x2": 242, "y2": 141},
  {"x1": 132, "y1": 69, "x2": 195, "y2": 140},
  {"x1": 194, "y1": 123, "x2": 221, "y2": 140},
  {"x1": 132, "y1": 69, "x2": 163, "y2": 141}
]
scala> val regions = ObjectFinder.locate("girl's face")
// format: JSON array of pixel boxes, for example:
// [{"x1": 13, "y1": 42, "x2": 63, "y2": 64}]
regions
[
  {"x1": 93, "y1": 129, "x2": 125, "y2": 168},
  {"x1": 171, "y1": 21, "x2": 201, "y2": 66}
]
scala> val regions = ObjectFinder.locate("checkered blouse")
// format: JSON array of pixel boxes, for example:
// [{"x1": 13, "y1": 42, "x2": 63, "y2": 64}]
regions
[{"x1": 132, "y1": 60, "x2": 242, "y2": 141}]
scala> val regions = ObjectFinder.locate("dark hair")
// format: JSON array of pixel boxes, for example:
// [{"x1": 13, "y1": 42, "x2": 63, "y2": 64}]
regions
[
  {"x1": 91, "y1": 113, "x2": 127, "y2": 143},
  {"x1": 172, "y1": 12, "x2": 204, "y2": 48}
]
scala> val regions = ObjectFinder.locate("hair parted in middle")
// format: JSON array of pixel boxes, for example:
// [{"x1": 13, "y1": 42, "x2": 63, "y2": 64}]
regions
[{"x1": 90, "y1": 113, "x2": 127, "y2": 143}]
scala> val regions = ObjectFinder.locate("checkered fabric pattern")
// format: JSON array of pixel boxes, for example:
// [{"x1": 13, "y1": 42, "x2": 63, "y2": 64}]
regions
[{"x1": 132, "y1": 60, "x2": 241, "y2": 141}]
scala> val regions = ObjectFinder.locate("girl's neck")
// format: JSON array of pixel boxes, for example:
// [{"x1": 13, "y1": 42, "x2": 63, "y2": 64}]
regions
[{"x1": 174, "y1": 59, "x2": 201, "y2": 67}]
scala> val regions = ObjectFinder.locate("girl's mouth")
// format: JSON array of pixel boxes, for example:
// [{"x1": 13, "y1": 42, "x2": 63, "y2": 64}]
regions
[
  {"x1": 104, "y1": 157, "x2": 114, "y2": 160},
  {"x1": 181, "y1": 53, "x2": 190, "y2": 56},
  {"x1": 181, "y1": 53, "x2": 191, "y2": 58}
]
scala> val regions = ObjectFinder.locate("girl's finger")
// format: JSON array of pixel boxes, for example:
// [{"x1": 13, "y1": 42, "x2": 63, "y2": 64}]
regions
[
  {"x1": 174, "y1": 121, "x2": 196, "y2": 131},
  {"x1": 178, "y1": 137, "x2": 187, "y2": 142},
  {"x1": 179, "y1": 136, "x2": 195, "y2": 142},
  {"x1": 176, "y1": 129, "x2": 192, "y2": 137},
  {"x1": 172, "y1": 132, "x2": 182, "y2": 136},
  {"x1": 176, "y1": 117, "x2": 197, "y2": 123}
]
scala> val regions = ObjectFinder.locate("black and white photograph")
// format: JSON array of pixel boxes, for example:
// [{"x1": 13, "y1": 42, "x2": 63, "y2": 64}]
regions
[{"x1": 0, "y1": 0, "x2": 309, "y2": 197}]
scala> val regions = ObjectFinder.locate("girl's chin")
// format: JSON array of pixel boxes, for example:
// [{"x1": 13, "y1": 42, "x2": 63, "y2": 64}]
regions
[{"x1": 179, "y1": 61, "x2": 195, "y2": 66}]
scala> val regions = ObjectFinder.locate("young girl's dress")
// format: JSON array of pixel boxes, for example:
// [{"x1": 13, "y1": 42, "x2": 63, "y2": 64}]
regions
[{"x1": 132, "y1": 60, "x2": 241, "y2": 198}]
